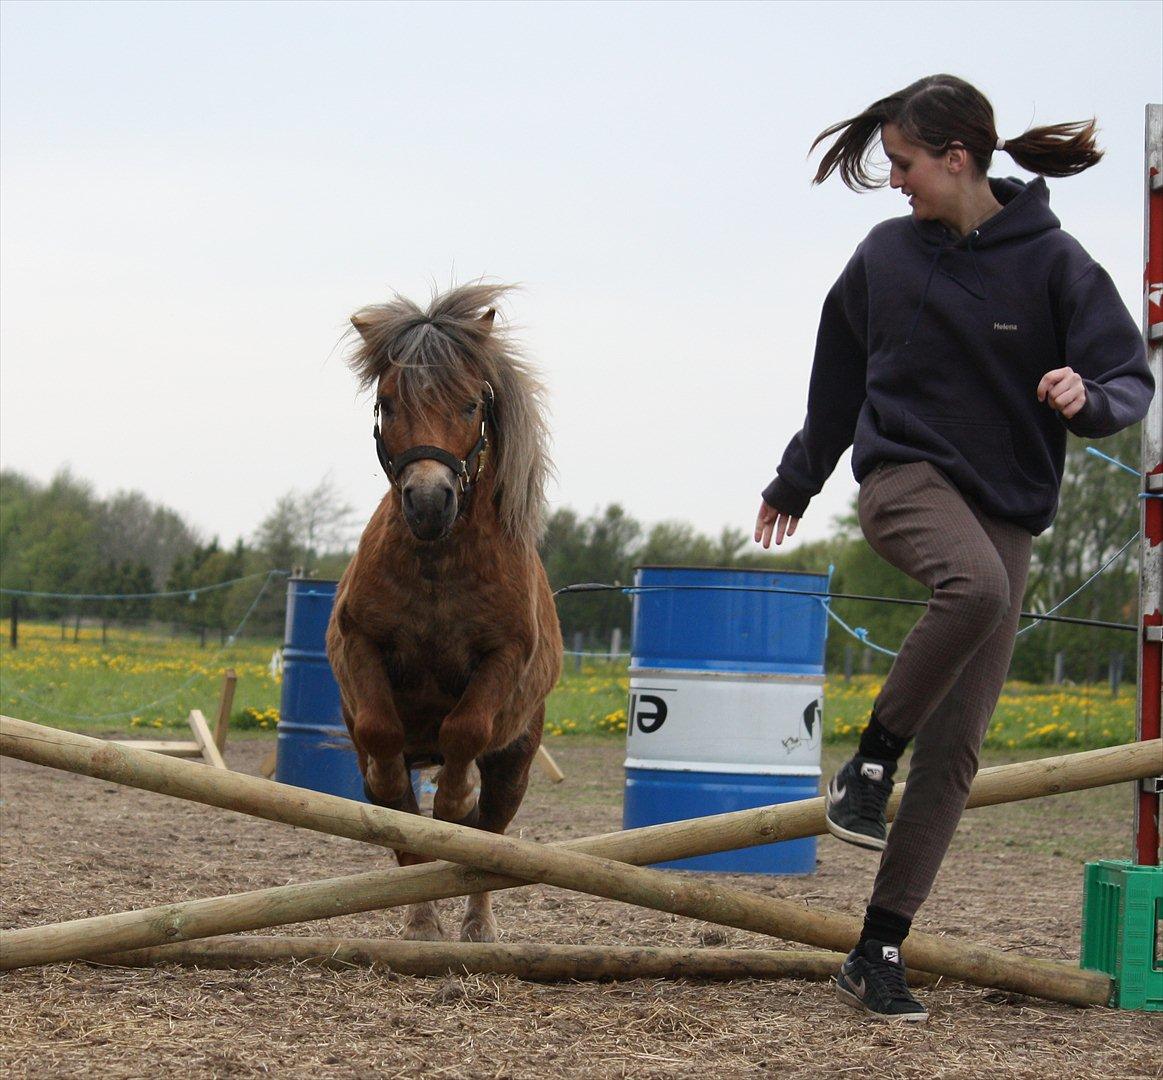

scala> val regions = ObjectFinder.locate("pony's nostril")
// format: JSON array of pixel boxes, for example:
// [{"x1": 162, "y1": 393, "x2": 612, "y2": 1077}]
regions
[
  {"x1": 402, "y1": 487, "x2": 416, "y2": 514},
  {"x1": 442, "y1": 486, "x2": 454, "y2": 513}
]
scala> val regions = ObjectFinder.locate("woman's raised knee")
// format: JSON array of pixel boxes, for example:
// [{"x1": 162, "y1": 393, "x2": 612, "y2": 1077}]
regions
[{"x1": 940, "y1": 560, "x2": 1011, "y2": 632}]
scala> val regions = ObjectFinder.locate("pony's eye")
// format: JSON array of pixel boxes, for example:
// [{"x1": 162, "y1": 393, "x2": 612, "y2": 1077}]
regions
[
  {"x1": 376, "y1": 396, "x2": 395, "y2": 420},
  {"x1": 463, "y1": 401, "x2": 479, "y2": 418}
]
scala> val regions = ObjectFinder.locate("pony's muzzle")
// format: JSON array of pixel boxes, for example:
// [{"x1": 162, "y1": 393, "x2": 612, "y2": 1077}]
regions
[{"x1": 401, "y1": 465, "x2": 458, "y2": 541}]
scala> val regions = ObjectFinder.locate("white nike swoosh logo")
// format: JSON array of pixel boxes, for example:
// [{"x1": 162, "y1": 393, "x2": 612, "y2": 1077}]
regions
[{"x1": 828, "y1": 778, "x2": 846, "y2": 803}]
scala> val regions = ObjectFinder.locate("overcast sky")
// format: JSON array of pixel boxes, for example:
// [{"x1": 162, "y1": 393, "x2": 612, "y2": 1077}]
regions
[{"x1": 2, "y1": 0, "x2": 1160, "y2": 554}]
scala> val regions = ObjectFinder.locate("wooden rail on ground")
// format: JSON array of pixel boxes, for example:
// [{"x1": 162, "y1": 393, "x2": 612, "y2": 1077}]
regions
[
  {"x1": 95, "y1": 937, "x2": 904, "y2": 984},
  {"x1": 534, "y1": 743, "x2": 565, "y2": 783},
  {"x1": 186, "y1": 710, "x2": 227, "y2": 770},
  {"x1": 3, "y1": 716, "x2": 1155, "y2": 1006},
  {"x1": 89, "y1": 936, "x2": 932, "y2": 987},
  {"x1": 109, "y1": 671, "x2": 235, "y2": 768}
]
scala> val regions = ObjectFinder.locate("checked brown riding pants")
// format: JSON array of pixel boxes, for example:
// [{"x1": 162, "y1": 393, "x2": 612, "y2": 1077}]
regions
[{"x1": 856, "y1": 461, "x2": 1033, "y2": 920}]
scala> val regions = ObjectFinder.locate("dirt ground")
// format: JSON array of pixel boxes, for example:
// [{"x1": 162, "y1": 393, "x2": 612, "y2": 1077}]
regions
[{"x1": 1, "y1": 736, "x2": 1160, "y2": 1079}]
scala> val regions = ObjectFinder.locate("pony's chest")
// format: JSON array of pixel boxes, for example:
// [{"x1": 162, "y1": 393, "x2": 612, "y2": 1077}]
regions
[
  {"x1": 373, "y1": 592, "x2": 500, "y2": 695},
  {"x1": 348, "y1": 539, "x2": 519, "y2": 692},
  {"x1": 386, "y1": 625, "x2": 476, "y2": 675}
]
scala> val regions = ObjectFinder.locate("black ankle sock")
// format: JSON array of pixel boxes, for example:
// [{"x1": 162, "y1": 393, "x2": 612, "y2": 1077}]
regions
[
  {"x1": 858, "y1": 904, "x2": 912, "y2": 949},
  {"x1": 858, "y1": 713, "x2": 909, "y2": 762}
]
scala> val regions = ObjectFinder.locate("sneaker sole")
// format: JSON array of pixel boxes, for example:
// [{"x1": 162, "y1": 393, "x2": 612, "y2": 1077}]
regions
[
  {"x1": 835, "y1": 982, "x2": 929, "y2": 1022},
  {"x1": 823, "y1": 812, "x2": 888, "y2": 852}
]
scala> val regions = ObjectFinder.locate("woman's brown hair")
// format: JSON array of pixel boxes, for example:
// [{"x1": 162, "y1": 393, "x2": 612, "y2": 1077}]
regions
[{"x1": 811, "y1": 74, "x2": 1102, "y2": 189}]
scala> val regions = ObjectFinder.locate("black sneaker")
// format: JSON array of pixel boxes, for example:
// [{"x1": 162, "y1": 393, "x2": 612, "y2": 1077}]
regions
[
  {"x1": 824, "y1": 755, "x2": 895, "y2": 851},
  {"x1": 835, "y1": 940, "x2": 929, "y2": 1022}
]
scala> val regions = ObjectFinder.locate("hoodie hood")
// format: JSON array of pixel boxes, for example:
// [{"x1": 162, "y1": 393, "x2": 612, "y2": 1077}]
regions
[{"x1": 911, "y1": 176, "x2": 1061, "y2": 249}]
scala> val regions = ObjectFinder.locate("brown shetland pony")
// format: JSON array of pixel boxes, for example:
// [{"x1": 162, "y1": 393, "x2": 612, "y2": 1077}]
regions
[{"x1": 326, "y1": 284, "x2": 563, "y2": 942}]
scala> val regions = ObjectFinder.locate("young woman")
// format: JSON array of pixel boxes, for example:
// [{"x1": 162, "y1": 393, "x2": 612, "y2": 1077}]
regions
[{"x1": 755, "y1": 75, "x2": 1153, "y2": 1022}]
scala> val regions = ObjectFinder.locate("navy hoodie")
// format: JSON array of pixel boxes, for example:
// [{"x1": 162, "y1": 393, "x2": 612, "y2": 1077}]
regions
[{"x1": 762, "y1": 177, "x2": 1154, "y2": 535}]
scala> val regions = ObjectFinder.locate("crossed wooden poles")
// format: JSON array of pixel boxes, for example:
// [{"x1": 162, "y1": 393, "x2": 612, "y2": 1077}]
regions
[{"x1": 2, "y1": 715, "x2": 1159, "y2": 1007}]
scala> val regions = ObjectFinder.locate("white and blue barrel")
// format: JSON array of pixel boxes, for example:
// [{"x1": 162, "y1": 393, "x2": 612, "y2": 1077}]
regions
[{"x1": 623, "y1": 565, "x2": 829, "y2": 874}]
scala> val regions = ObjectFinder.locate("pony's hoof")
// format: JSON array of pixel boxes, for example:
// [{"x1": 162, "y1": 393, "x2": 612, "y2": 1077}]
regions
[
  {"x1": 461, "y1": 892, "x2": 496, "y2": 942},
  {"x1": 363, "y1": 779, "x2": 409, "y2": 813},
  {"x1": 435, "y1": 798, "x2": 481, "y2": 828},
  {"x1": 402, "y1": 903, "x2": 445, "y2": 941},
  {"x1": 404, "y1": 924, "x2": 447, "y2": 942},
  {"x1": 460, "y1": 917, "x2": 497, "y2": 943},
  {"x1": 451, "y1": 802, "x2": 480, "y2": 829}
]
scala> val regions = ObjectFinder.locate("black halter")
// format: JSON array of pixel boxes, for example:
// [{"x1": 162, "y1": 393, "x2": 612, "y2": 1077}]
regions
[{"x1": 373, "y1": 382, "x2": 495, "y2": 496}]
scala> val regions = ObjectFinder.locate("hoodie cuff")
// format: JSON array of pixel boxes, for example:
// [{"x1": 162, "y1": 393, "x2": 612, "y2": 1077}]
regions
[
  {"x1": 1063, "y1": 383, "x2": 1113, "y2": 439},
  {"x1": 761, "y1": 476, "x2": 812, "y2": 518}
]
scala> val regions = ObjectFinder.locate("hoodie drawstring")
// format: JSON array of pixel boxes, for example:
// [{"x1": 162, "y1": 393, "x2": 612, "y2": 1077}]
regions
[
  {"x1": 905, "y1": 232, "x2": 990, "y2": 345},
  {"x1": 905, "y1": 246, "x2": 946, "y2": 345},
  {"x1": 965, "y1": 229, "x2": 989, "y2": 299}
]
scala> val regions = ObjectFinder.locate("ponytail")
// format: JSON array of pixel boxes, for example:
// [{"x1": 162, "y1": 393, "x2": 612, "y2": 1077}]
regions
[
  {"x1": 1000, "y1": 119, "x2": 1103, "y2": 177},
  {"x1": 812, "y1": 75, "x2": 1103, "y2": 190},
  {"x1": 811, "y1": 113, "x2": 891, "y2": 189}
]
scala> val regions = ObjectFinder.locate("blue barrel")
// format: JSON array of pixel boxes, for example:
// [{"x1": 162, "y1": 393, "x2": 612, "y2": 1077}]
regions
[
  {"x1": 623, "y1": 565, "x2": 829, "y2": 874},
  {"x1": 275, "y1": 579, "x2": 368, "y2": 802}
]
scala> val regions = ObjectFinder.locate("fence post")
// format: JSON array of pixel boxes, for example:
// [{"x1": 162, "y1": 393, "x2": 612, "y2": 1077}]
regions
[
  {"x1": 1109, "y1": 652, "x2": 1124, "y2": 697},
  {"x1": 1133, "y1": 101, "x2": 1162, "y2": 865},
  {"x1": 8, "y1": 597, "x2": 17, "y2": 650},
  {"x1": 1053, "y1": 651, "x2": 1066, "y2": 685},
  {"x1": 610, "y1": 627, "x2": 622, "y2": 661}
]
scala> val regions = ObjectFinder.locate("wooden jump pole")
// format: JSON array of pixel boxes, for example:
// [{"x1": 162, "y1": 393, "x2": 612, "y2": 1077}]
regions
[
  {"x1": 2, "y1": 718, "x2": 1150, "y2": 1005},
  {"x1": 535, "y1": 743, "x2": 566, "y2": 783},
  {"x1": 96, "y1": 936, "x2": 896, "y2": 984},
  {"x1": 213, "y1": 669, "x2": 237, "y2": 754}
]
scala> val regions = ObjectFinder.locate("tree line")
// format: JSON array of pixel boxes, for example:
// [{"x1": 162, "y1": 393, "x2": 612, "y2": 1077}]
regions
[
  {"x1": 0, "y1": 423, "x2": 1146, "y2": 683},
  {"x1": 0, "y1": 469, "x2": 355, "y2": 641}
]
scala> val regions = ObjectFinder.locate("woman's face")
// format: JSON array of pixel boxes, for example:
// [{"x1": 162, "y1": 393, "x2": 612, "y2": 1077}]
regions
[{"x1": 881, "y1": 122, "x2": 958, "y2": 223}]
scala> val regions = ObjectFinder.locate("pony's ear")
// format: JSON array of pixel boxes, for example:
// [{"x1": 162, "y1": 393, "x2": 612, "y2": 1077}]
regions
[
  {"x1": 351, "y1": 312, "x2": 376, "y2": 341},
  {"x1": 478, "y1": 308, "x2": 496, "y2": 333}
]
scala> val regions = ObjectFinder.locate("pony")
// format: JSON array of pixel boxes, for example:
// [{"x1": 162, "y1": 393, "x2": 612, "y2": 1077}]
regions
[{"x1": 326, "y1": 283, "x2": 563, "y2": 942}]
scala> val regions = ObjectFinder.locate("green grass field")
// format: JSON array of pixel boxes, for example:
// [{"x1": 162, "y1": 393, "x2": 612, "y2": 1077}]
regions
[
  {"x1": 0, "y1": 623, "x2": 1139, "y2": 750},
  {"x1": 0, "y1": 622, "x2": 283, "y2": 734}
]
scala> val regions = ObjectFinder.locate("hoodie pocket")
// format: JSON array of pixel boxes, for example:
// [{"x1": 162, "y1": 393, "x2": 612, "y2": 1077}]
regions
[{"x1": 913, "y1": 416, "x2": 1051, "y2": 492}]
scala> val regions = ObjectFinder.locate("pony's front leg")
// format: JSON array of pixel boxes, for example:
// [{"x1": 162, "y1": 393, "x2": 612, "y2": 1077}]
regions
[
  {"x1": 366, "y1": 761, "x2": 445, "y2": 942},
  {"x1": 362, "y1": 737, "x2": 446, "y2": 941},
  {"x1": 433, "y1": 642, "x2": 526, "y2": 826},
  {"x1": 459, "y1": 721, "x2": 542, "y2": 943},
  {"x1": 331, "y1": 626, "x2": 445, "y2": 941},
  {"x1": 434, "y1": 644, "x2": 531, "y2": 943}
]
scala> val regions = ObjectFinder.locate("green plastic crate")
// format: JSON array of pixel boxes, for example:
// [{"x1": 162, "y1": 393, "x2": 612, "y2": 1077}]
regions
[{"x1": 1080, "y1": 859, "x2": 1163, "y2": 1011}]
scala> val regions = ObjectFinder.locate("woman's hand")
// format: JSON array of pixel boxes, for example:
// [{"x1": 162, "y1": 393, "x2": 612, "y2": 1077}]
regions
[
  {"x1": 1037, "y1": 367, "x2": 1087, "y2": 419},
  {"x1": 754, "y1": 501, "x2": 799, "y2": 549}
]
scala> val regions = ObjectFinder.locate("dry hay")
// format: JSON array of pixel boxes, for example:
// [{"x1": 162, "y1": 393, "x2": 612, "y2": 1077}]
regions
[{"x1": 2, "y1": 739, "x2": 1161, "y2": 1079}]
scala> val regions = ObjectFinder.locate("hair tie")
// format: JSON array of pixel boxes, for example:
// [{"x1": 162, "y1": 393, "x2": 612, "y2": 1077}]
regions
[{"x1": 995, "y1": 137, "x2": 1006, "y2": 151}]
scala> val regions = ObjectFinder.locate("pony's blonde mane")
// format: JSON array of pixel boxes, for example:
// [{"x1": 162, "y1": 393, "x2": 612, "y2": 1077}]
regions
[{"x1": 348, "y1": 283, "x2": 552, "y2": 546}]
